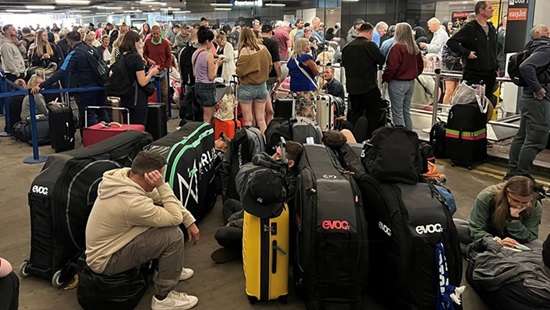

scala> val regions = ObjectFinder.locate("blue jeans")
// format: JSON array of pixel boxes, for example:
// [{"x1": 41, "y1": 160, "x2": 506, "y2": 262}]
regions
[
  {"x1": 388, "y1": 80, "x2": 414, "y2": 129},
  {"x1": 508, "y1": 92, "x2": 550, "y2": 177}
]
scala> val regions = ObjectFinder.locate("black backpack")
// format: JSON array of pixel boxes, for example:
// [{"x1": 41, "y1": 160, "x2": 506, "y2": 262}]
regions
[
  {"x1": 105, "y1": 55, "x2": 133, "y2": 97},
  {"x1": 81, "y1": 45, "x2": 109, "y2": 85},
  {"x1": 508, "y1": 41, "x2": 550, "y2": 87},
  {"x1": 508, "y1": 50, "x2": 530, "y2": 86},
  {"x1": 362, "y1": 127, "x2": 423, "y2": 185}
]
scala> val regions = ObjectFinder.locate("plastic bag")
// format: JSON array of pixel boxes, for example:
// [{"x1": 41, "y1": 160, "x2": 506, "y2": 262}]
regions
[{"x1": 451, "y1": 82, "x2": 489, "y2": 114}]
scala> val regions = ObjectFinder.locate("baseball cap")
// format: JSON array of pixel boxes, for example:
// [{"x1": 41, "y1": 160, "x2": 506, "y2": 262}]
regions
[{"x1": 237, "y1": 166, "x2": 286, "y2": 218}]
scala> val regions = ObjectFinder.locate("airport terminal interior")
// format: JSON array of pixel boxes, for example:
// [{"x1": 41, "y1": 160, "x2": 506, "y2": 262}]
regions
[{"x1": 1, "y1": 0, "x2": 550, "y2": 309}]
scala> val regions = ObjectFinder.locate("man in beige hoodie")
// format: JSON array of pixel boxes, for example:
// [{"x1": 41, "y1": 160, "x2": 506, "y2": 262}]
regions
[{"x1": 86, "y1": 151, "x2": 200, "y2": 310}]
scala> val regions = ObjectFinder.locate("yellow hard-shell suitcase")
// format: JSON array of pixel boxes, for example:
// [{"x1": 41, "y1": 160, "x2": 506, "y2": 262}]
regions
[{"x1": 242, "y1": 204, "x2": 289, "y2": 303}]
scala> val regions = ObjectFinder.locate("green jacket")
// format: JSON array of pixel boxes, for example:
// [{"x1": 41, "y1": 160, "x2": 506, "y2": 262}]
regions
[{"x1": 469, "y1": 184, "x2": 542, "y2": 243}]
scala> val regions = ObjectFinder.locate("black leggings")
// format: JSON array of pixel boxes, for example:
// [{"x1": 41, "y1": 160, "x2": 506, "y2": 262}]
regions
[
  {"x1": 0, "y1": 272, "x2": 19, "y2": 310},
  {"x1": 215, "y1": 199, "x2": 244, "y2": 250}
]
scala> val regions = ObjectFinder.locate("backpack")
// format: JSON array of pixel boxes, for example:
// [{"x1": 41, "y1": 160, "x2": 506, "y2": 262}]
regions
[
  {"x1": 81, "y1": 45, "x2": 108, "y2": 84},
  {"x1": 508, "y1": 50, "x2": 530, "y2": 86},
  {"x1": 441, "y1": 44, "x2": 462, "y2": 72},
  {"x1": 508, "y1": 41, "x2": 550, "y2": 87},
  {"x1": 362, "y1": 127, "x2": 423, "y2": 185},
  {"x1": 105, "y1": 55, "x2": 133, "y2": 97}
]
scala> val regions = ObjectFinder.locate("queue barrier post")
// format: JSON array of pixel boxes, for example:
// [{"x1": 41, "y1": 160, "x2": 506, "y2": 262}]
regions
[
  {"x1": 23, "y1": 92, "x2": 47, "y2": 164},
  {"x1": 0, "y1": 77, "x2": 8, "y2": 137},
  {"x1": 431, "y1": 68, "x2": 441, "y2": 127}
]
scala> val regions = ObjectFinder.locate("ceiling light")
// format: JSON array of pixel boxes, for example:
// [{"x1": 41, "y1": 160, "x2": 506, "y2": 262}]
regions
[
  {"x1": 214, "y1": 7, "x2": 232, "y2": 11},
  {"x1": 97, "y1": 6, "x2": 123, "y2": 10},
  {"x1": 139, "y1": 1, "x2": 167, "y2": 5},
  {"x1": 265, "y1": 3, "x2": 285, "y2": 6},
  {"x1": 56, "y1": 0, "x2": 90, "y2": 4},
  {"x1": 211, "y1": 3, "x2": 233, "y2": 7},
  {"x1": 341, "y1": 0, "x2": 360, "y2": 2},
  {"x1": 6, "y1": 9, "x2": 32, "y2": 13},
  {"x1": 26, "y1": 5, "x2": 56, "y2": 10},
  {"x1": 180, "y1": 10, "x2": 191, "y2": 13}
]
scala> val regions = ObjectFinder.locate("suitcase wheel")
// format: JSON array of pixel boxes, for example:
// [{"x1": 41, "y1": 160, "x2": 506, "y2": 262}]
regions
[
  {"x1": 51, "y1": 269, "x2": 64, "y2": 288},
  {"x1": 19, "y1": 260, "x2": 30, "y2": 278},
  {"x1": 278, "y1": 295, "x2": 288, "y2": 304},
  {"x1": 247, "y1": 296, "x2": 258, "y2": 304}
]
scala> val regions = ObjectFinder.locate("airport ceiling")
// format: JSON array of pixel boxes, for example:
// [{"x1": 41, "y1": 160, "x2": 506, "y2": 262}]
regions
[{"x1": 0, "y1": 0, "x2": 303, "y2": 14}]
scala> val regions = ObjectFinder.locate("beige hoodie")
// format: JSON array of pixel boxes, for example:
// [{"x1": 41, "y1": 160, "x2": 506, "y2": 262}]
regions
[{"x1": 85, "y1": 168, "x2": 196, "y2": 273}]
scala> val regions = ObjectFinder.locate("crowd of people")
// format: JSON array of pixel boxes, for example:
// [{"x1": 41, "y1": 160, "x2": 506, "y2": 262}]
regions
[{"x1": 1, "y1": 1, "x2": 550, "y2": 308}]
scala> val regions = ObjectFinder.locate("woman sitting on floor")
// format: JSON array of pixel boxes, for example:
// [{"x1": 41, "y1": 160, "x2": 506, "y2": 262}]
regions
[{"x1": 469, "y1": 176, "x2": 543, "y2": 248}]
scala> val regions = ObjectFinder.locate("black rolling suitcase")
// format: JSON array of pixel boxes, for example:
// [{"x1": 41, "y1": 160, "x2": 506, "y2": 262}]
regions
[
  {"x1": 265, "y1": 117, "x2": 322, "y2": 154},
  {"x1": 295, "y1": 144, "x2": 368, "y2": 310},
  {"x1": 356, "y1": 175, "x2": 462, "y2": 310},
  {"x1": 445, "y1": 104, "x2": 487, "y2": 168},
  {"x1": 146, "y1": 103, "x2": 168, "y2": 140},
  {"x1": 22, "y1": 131, "x2": 152, "y2": 287},
  {"x1": 48, "y1": 103, "x2": 76, "y2": 152}
]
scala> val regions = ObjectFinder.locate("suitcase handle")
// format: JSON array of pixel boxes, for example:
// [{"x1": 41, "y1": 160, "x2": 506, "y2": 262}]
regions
[{"x1": 84, "y1": 106, "x2": 130, "y2": 128}]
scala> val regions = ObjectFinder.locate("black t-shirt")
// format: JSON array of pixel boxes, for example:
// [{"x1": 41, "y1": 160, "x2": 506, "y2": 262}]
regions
[
  {"x1": 262, "y1": 37, "x2": 280, "y2": 78},
  {"x1": 122, "y1": 52, "x2": 145, "y2": 86}
]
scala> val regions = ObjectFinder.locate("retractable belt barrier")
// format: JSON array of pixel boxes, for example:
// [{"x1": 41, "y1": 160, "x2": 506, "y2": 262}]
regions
[{"x1": 0, "y1": 73, "x2": 104, "y2": 164}]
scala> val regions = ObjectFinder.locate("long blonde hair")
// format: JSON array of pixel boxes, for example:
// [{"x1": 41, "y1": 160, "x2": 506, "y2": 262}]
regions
[
  {"x1": 238, "y1": 27, "x2": 260, "y2": 52},
  {"x1": 34, "y1": 29, "x2": 53, "y2": 58},
  {"x1": 292, "y1": 38, "x2": 310, "y2": 57},
  {"x1": 492, "y1": 176, "x2": 535, "y2": 234},
  {"x1": 394, "y1": 23, "x2": 419, "y2": 55}
]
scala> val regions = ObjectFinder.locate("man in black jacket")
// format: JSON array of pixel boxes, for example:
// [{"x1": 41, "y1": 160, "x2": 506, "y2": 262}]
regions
[
  {"x1": 341, "y1": 22, "x2": 385, "y2": 139},
  {"x1": 178, "y1": 25, "x2": 200, "y2": 125},
  {"x1": 507, "y1": 25, "x2": 550, "y2": 178},
  {"x1": 32, "y1": 31, "x2": 106, "y2": 127},
  {"x1": 447, "y1": 1, "x2": 498, "y2": 105}
]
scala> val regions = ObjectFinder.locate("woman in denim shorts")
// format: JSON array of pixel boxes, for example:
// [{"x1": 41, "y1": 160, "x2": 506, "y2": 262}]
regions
[
  {"x1": 236, "y1": 27, "x2": 273, "y2": 133},
  {"x1": 192, "y1": 26, "x2": 222, "y2": 123}
]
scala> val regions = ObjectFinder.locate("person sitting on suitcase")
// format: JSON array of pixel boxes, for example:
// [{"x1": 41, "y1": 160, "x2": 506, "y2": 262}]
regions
[
  {"x1": 468, "y1": 176, "x2": 543, "y2": 248},
  {"x1": 85, "y1": 151, "x2": 200, "y2": 310},
  {"x1": 211, "y1": 142, "x2": 303, "y2": 264},
  {"x1": 0, "y1": 257, "x2": 19, "y2": 310}
]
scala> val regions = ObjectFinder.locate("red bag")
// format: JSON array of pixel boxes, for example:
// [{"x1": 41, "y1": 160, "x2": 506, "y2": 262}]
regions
[
  {"x1": 213, "y1": 118, "x2": 241, "y2": 140},
  {"x1": 82, "y1": 106, "x2": 145, "y2": 147},
  {"x1": 83, "y1": 122, "x2": 145, "y2": 147}
]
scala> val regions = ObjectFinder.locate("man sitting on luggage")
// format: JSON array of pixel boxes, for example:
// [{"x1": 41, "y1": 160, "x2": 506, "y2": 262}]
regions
[
  {"x1": 211, "y1": 141, "x2": 303, "y2": 263},
  {"x1": 321, "y1": 67, "x2": 345, "y2": 101},
  {"x1": 86, "y1": 151, "x2": 200, "y2": 310}
]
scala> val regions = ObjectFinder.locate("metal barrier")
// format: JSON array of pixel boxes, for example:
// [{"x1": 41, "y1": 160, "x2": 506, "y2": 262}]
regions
[{"x1": 0, "y1": 75, "x2": 104, "y2": 164}]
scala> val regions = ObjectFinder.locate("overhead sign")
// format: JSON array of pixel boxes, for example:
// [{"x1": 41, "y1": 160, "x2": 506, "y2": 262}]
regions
[
  {"x1": 505, "y1": 0, "x2": 531, "y2": 52},
  {"x1": 508, "y1": 8, "x2": 528, "y2": 21}
]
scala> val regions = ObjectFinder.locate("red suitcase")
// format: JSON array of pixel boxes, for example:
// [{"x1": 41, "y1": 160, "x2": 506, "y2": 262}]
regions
[
  {"x1": 213, "y1": 118, "x2": 241, "y2": 140},
  {"x1": 82, "y1": 106, "x2": 145, "y2": 147}
]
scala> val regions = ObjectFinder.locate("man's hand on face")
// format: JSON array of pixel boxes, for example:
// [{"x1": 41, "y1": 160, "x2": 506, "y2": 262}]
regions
[{"x1": 144, "y1": 170, "x2": 164, "y2": 188}]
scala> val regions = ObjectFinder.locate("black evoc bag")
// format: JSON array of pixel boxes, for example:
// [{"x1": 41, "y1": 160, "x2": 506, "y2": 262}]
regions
[
  {"x1": 333, "y1": 143, "x2": 462, "y2": 309},
  {"x1": 24, "y1": 131, "x2": 152, "y2": 286},
  {"x1": 157, "y1": 122, "x2": 218, "y2": 221},
  {"x1": 295, "y1": 144, "x2": 368, "y2": 310}
]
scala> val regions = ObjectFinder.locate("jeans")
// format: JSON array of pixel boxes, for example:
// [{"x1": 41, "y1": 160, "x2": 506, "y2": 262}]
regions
[
  {"x1": 347, "y1": 87, "x2": 384, "y2": 140},
  {"x1": 103, "y1": 226, "x2": 184, "y2": 297},
  {"x1": 78, "y1": 88, "x2": 107, "y2": 127},
  {"x1": 0, "y1": 272, "x2": 19, "y2": 310},
  {"x1": 388, "y1": 80, "x2": 414, "y2": 129},
  {"x1": 508, "y1": 93, "x2": 550, "y2": 177}
]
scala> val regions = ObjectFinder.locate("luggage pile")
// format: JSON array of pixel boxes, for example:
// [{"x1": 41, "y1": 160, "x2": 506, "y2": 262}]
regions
[
  {"x1": 234, "y1": 125, "x2": 464, "y2": 310},
  {"x1": 21, "y1": 131, "x2": 153, "y2": 287}
]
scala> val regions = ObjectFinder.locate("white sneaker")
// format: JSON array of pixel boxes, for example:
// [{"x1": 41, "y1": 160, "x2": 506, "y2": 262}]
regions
[
  {"x1": 151, "y1": 291, "x2": 199, "y2": 310},
  {"x1": 179, "y1": 267, "x2": 194, "y2": 281}
]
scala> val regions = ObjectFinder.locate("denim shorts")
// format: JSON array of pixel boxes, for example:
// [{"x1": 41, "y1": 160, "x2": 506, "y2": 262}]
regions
[
  {"x1": 194, "y1": 83, "x2": 216, "y2": 107},
  {"x1": 238, "y1": 83, "x2": 268, "y2": 102}
]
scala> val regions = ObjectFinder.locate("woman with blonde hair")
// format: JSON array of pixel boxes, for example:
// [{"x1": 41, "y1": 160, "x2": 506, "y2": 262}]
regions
[
  {"x1": 382, "y1": 22, "x2": 424, "y2": 129},
  {"x1": 469, "y1": 176, "x2": 542, "y2": 246},
  {"x1": 21, "y1": 74, "x2": 48, "y2": 120},
  {"x1": 235, "y1": 27, "x2": 272, "y2": 133},
  {"x1": 287, "y1": 37, "x2": 319, "y2": 93},
  {"x1": 28, "y1": 29, "x2": 58, "y2": 68},
  {"x1": 215, "y1": 32, "x2": 236, "y2": 82}
]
